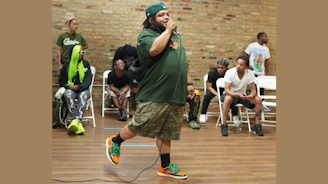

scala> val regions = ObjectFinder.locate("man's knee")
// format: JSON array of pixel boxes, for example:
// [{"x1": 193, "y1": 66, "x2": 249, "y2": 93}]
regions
[
  {"x1": 223, "y1": 95, "x2": 233, "y2": 104},
  {"x1": 254, "y1": 96, "x2": 262, "y2": 105}
]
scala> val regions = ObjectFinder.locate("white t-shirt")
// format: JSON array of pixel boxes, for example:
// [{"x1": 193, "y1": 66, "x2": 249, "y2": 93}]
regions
[
  {"x1": 224, "y1": 67, "x2": 256, "y2": 94},
  {"x1": 245, "y1": 42, "x2": 270, "y2": 76}
]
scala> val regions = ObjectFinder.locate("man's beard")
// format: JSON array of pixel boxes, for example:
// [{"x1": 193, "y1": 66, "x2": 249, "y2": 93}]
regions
[{"x1": 153, "y1": 20, "x2": 166, "y2": 32}]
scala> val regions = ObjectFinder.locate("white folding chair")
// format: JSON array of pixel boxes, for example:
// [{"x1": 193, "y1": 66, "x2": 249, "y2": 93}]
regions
[
  {"x1": 83, "y1": 66, "x2": 96, "y2": 127},
  {"x1": 256, "y1": 76, "x2": 276, "y2": 127},
  {"x1": 215, "y1": 78, "x2": 251, "y2": 132},
  {"x1": 202, "y1": 74, "x2": 220, "y2": 121},
  {"x1": 102, "y1": 70, "x2": 129, "y2": 117},
  {"x1": 57, "y1": 66, "x2": 96, "y2": 128}
]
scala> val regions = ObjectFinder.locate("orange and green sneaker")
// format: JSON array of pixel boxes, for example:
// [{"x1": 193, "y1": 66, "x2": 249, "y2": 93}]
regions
[
  {"x1": 106, "y1": 136, "x2": 120, "y2": 165},
  {"x1": 157, "y1": 163, "x2": 188, "y2": 179}
]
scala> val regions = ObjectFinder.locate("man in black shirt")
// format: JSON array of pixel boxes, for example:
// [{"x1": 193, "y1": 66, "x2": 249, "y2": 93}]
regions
[
  {"x1": 111, "y1": 44, "x2": 139, "y2": 110},
  {"x1": 108, "y1": 59, "x2": 132, "y2": 121},
  {"x1": 199, "y1": 59, "x2": 238, "y2": 123}
]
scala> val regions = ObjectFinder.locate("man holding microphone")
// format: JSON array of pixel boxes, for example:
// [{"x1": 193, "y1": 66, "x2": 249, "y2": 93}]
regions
[{"x1": 105, "y1": 2, "x2": 193, "y2": 179}]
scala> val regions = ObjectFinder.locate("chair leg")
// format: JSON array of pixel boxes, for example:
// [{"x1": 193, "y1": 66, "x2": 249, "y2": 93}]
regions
[
  {"x1": 127, "y1": 100, "x2": 130, "y2": 118},
  {"x1": 216, "y1": 115, "x2": 221, "y2": 127},
  {"x1": 90, "y1": 97, "x2": 96, "y2": 127},
  {"x1": 246, "y1": 108, "x2": 251, "y2": 132}
]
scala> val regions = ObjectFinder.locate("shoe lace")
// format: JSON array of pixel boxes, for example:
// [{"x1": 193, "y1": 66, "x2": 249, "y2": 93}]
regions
[
  {"x1": 167, "y1": 164, "x2": 180, "y2": 174},
  {"x1": 111, "y1": 142, "x2": 120, "y2": 156}
]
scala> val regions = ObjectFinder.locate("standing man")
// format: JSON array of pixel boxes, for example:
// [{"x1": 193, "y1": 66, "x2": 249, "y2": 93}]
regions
[
  {"x1": 199, "y1": 60, "x2": 238, "y2": 124},
  {"x1": 105, "y1": 2, "x2": 193, "y2": 180},
  {"x1": 221, "y1": 56, "x2": 264, "y2": 136},
  {"x1": 245, "y1": 32, "x2": 271, "y2": 111}
]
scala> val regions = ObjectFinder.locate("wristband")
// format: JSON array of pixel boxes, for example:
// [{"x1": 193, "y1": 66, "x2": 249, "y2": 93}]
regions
[{"x1": 187, "y1": 83, "x2": 193, "y2": 86}]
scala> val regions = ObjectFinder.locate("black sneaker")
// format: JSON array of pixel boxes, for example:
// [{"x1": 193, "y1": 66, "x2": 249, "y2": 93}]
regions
[
  {"x1": 221, "y1": 124, "x2": 228, "y2": 136},
  {"x1": 254, "y1": 124, "x2": 264, "y2": 136}
]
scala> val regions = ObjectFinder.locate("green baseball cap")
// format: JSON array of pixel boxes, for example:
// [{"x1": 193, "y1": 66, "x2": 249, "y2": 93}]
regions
[{"x1": 145, "y1": 2, "x2": 168, "y2": 19}]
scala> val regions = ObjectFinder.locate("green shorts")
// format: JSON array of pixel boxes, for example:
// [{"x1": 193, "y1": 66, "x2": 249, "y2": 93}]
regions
[{"x1": 127, "y1": 101, "x2": 184, "y2": 140}]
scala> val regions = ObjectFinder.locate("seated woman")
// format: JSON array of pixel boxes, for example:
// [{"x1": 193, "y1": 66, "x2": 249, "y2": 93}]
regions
[{"x1": 58, "y1": 44, "x2": 92, "y2": 134}]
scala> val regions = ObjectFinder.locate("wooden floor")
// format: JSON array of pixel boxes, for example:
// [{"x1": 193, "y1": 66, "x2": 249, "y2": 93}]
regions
[{"x1": 52, "y1": 106, "x2": 276, "y2": 184}]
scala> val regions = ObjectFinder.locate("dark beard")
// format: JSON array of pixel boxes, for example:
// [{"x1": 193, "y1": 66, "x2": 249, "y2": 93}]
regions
[{"x1": 152, "y1": 20, "x2": 166, "y2": 33}]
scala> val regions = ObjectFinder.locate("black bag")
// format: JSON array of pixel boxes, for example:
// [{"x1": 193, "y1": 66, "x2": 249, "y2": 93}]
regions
[
  {"x1": 52, "y1": 97, "x2": 62, "y2": 128},
  {"x1": 128, "y1": 58, "x2": 156, "y2": 82}
]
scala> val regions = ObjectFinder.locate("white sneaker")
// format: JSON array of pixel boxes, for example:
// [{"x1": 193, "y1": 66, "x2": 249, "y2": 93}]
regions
[
  {"x1": 199, "y1": 114, "x2": 207, "y2": 124},
  {"x1": 233, "y1": 115, "x2": 240, "y2": 125}
]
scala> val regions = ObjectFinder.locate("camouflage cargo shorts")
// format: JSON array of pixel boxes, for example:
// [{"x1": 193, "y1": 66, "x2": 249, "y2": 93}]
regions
[{"x1": 127, "y1": 101, "x2": 184, "y2": 140}]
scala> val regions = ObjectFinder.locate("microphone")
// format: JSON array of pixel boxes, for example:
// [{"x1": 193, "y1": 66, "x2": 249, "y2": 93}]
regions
[{"x1": 174, "y1": 29, "x2": 181, "y2": 36}]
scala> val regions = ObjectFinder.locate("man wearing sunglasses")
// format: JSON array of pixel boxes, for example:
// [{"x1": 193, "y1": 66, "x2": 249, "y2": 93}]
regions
[{"x1": 59, "y1": 45, "x2": 92, "y2": 134}]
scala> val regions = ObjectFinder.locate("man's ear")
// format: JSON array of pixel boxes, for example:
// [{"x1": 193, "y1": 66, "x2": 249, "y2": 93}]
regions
[{"x1": 148, "y1": 17, "x2": 153, "y2": 26}]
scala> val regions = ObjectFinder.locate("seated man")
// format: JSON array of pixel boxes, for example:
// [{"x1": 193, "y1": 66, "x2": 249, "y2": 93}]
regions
[
  {"x1": 111, "y1": 44, "x2": 139, "y2": 109},
  {"x1": 108, "y1": 59, "x2": 132, "y2": 121},
  {"x1": 58, "y1": 44, "x2": 92, "y2": 135},
  {"x1": 199, "y1": 59, "x2": 238, "y2": 124},
  {"x1": 186, "y1": 90, "x2": 201, "y2": 129},
  {"x1": 221, "y1": 56, "x2": 263, "y2": 136}
]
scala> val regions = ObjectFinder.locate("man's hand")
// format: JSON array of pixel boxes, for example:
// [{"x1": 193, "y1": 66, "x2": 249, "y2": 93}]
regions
[
  {"x1": 118, "y1": 92, "x2": 125, "y2": 100},
  {"x1": 68, "y1": 85, "x2": 78, "y2": 91},
  {"x1": 58, "y1": 64, "x2": 62, "y2": 71},
  {"x1": 239, "y1": 93, "x2": 248, "y2": 101},
  {"x1": 246, "y1": 94, "x2": 255, "y2": 101},
  {"x1": 166, "y1": 18, "x2": 177, "y2": 33},
  {"x1": 187, "y1": 85, "x2": 195, "y2": 99}
]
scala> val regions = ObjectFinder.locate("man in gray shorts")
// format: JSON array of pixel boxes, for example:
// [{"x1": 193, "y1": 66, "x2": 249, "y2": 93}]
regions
[
  {"x1": 105, "y1": 2, "x2": 194, "y2": 180},
  {"x1": 107, "y1": 59, "x2": 132, "y2": 121}
]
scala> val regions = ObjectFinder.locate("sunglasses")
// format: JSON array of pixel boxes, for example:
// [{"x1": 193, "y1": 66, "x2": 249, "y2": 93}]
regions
[{"x1": 79, "y1": 51, "x2": 85, "y2": 55}]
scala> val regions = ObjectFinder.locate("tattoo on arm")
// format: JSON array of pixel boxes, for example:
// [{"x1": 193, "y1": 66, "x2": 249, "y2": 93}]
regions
[{"x1": 255, "y1": 109, "x2": 262, "y2": 120}]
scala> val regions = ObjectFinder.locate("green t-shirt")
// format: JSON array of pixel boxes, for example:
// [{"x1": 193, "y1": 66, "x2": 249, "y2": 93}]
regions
[
  {"x1": 56, "y1": 32, "x2": 86, "y2": 64},
  {"x1": 136, "y1": 29, "x2": 188, "y2": 105}
]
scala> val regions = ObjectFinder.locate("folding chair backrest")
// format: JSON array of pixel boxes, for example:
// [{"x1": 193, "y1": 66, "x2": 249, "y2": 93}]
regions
[
  {"x1": 216, "y1": 78, "x2": 225, "y2": 100},
  {"x1": 255, "y1": 76, "x2": 276, "y2": 84},
  {"x1": 204, "y1": 74, "x2": 208, "y2": 92},
  {"x1": 257, "y1": 78, "x2": 276, "y2": 91},
  {"x1": 103, "y1": 70, "x2": 111, "y2": 91},
  {"x1": 89, "y1": 66, "x2": 96, "y2": 95}
]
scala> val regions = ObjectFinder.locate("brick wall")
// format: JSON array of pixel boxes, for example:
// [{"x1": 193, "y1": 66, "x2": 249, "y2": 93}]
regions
[{"x1": 52, "y1": 0, "x2": 276, "y2": 107}]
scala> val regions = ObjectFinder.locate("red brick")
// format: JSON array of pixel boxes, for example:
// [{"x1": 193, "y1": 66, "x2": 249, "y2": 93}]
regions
[
  {"x1": 181, "y1": 0, "x2": 190, "y2": 2},
  {"x1": 52, "y1": 4, "x2": 62, "y2": 7},
  {"x1": 227, "y1": 14, "x2": 235, "y2": 18},
  {"x1": 208, "y1": 13, "x2": 216, "y2": 17},
  {"x1": 135, "y1": 8, "x2": 144, "y2": 12},
  {"x1": 183, "y1": 7, "x2": 192, "y2": 10},
  {"x1": 87, "y1": 6, "x2": 95, "y2": 9},
  {"x1": 223, "y1": 18, "x2": 231, "y2": 20}
]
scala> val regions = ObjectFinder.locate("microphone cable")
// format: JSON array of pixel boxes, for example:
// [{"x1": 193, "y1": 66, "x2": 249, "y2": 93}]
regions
[{"x1": 52, "y1": 31, "x2": 183, "y2": 183}]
